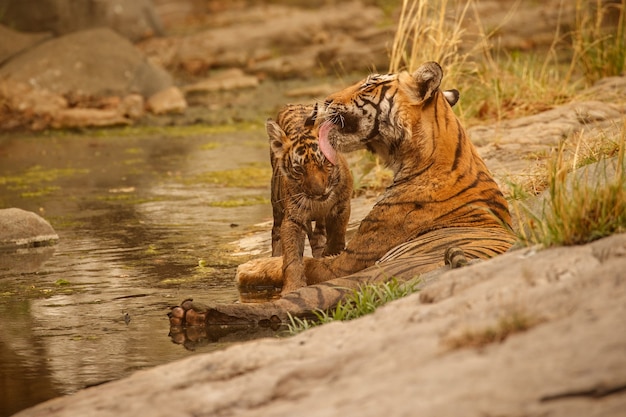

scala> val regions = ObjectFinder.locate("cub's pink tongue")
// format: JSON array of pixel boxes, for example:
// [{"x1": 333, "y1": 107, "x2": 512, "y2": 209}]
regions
[{"x1": 318, "y1": 121, "x2": 338, "y2": 165}]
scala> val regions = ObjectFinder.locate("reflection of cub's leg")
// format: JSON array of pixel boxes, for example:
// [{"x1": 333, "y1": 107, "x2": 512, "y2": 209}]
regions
[{"x1": 236, "y1": 257, "x2": 284, "y2": 289}]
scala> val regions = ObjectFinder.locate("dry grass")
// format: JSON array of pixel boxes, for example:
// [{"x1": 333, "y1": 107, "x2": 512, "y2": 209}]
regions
[
  {"x1": 569, "y1": 0, "x2": 626, "y2": 84},
  {"x1": 514, "y1": 122, "x2": 626, "y2": 247},
  {"x1": 388, "y1": 0, "x2": 625, "y2": 125},
  {"x1": 444, "y1": 310, "x2": 543, "y2": 350},
  {"x1": 388, "y1": 0, "x2": 473, "y2": 77},
  {"x1": 388, "y1": 0, "x2": 626, "y2": 247}
]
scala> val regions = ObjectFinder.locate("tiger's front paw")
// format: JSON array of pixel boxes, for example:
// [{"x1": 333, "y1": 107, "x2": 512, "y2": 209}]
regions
[{"x1": 236, "y1": 257, "x2": 284, "y2": 289}]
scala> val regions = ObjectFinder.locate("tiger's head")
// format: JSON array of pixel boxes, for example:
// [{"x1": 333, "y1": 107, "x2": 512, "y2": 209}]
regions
[
  {"x1": 311, "y1": 61, "x2": 460, "y2": 173},
  {"x1": 267, "y1": 104, "x2": 341, "y2": 201}
]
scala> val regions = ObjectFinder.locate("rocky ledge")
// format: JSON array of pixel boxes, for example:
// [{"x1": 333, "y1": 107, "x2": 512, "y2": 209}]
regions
[{"x1": 14, "y1": 231, "x2": 626, "y2": 417}]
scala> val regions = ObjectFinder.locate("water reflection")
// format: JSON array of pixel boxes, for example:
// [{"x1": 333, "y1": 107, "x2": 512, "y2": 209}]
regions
[{"x1": 0, "y1": 126, "x2": 273, "y2": 416}]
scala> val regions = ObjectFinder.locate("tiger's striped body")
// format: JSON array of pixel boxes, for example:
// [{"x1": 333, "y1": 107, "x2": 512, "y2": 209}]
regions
[
  {"x1": 237, "y1": 62, "x2": 513, "y2": 292},
  {"x1": 266, "y1": 104, "x2": 353, "y2": 294}
]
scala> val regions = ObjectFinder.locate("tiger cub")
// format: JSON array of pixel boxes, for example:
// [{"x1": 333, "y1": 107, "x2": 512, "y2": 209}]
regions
[{"x1": 267, "y1": 104, "x2": 353, "y2": 294}]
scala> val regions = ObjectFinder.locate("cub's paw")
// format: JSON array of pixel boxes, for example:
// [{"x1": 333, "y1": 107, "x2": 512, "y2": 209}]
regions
[
  {"x1": 280, "y1": 264, "x2": 307, "y2": 295},
  {"x1": 236, "y1": 257, "x2": 284, "y2": 289},
  {"x1": 280, "y1": 280, "x2": 306, "y2": 296}
]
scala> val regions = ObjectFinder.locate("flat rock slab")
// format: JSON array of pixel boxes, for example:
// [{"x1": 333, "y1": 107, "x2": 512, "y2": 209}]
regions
[
  {"x1": 0, "y1": 208, "x2": 58, "y2": 250},
  {"x1": 16, "y1": 233, "x2": 626, "y2": 417}
]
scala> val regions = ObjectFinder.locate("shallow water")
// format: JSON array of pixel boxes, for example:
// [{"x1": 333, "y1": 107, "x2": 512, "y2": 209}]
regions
[{"x1": 0, "y1": 125, "x2": 275, "y2": 416}]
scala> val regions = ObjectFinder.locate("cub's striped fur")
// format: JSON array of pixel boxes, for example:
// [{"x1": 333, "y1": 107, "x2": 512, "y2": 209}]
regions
[
  {"x1": 267, "y1": 104, "x2": 353, "y2": 294},
  {"x1": 237, "y1": 62, "x2": 513, "y2": 292}
]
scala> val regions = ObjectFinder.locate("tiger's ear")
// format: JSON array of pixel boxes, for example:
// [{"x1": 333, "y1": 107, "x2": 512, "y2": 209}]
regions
[
  {"x1": 408, "y1": 61, "x2": 443, "y2": 104},
  {"x1": 443, "y1": 89, "x2": 460, "y2": 107},
  {"x1": 266, "y1": 118, "x2": 286, "y2": 158}
]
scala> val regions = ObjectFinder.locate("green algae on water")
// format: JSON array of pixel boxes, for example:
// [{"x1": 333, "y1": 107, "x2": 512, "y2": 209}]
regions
[
  {"x1": 188, "y1": 163, "x2": 271, "y2": 188},
  {"x1": 209, "y1": 195, "x2": 269, "y2": 207}
]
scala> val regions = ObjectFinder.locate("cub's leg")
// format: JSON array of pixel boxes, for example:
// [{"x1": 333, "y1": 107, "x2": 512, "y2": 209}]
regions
[
  {"x1": 323, "y1": 201, "x2": 350, "y2": 256},
  {"x1": 271, "y1": 201, "x2": 283, "y2": 257},
  {"x1": 308, "y1": 220, "x2": 327, "y2": 258},
  {"x1": 279, "y1": 218, "x2": 308, "y2": 294}
]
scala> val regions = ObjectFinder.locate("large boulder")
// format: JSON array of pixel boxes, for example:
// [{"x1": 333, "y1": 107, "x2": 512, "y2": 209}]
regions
[
  {"x1": 0, "y1": 24, "x2": 51, "y2": 66},
  {"x1": 0, "y1": 0, "x2": 162, "y2": 42},
  {"x1": 0, "y1": 28, "x2": 172, "y2": 98}
]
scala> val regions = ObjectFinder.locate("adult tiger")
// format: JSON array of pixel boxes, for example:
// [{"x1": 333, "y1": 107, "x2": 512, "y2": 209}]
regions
[
  {"x1": 267, "y1": 104, "x2": 353, "y2": 294},
  {"x1": 236, "y1": 61, "x2": 514, "y2": 293}
]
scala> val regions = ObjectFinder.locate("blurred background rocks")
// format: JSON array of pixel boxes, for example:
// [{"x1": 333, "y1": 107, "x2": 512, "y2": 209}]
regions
[{"x1": 0, "y1": 0, "x2": 620, "y2": 130}]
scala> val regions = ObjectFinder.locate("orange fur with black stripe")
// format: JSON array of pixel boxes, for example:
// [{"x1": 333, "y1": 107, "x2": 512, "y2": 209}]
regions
[
  {"x1": 267, "y1": 104, "x2": 353, "y2": 293},
  {"x1": 237, "y1": 62, "x2": 513, "y2": 294}
]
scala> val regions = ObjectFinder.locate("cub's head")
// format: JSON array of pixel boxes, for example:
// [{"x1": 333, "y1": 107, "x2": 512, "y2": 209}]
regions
[
  {"x1": 267, "y1": 104, "x2": 339, "y2": 200},
  {"x1": 313, "y1": 61, "x2": 459, "y2": 165}
]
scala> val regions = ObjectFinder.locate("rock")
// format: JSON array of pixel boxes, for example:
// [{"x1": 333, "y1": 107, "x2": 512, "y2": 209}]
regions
[
  {"x1": 0, "y1": 28, "x2": 172, "y2": 98},
  {"x1": 0, "y1": 208, "x2": 58, "y2": 249},
  {"x1": 14, "y1": 232, "x2": 626, "y2": 417},
  {"x1": 147, "y1": 86, "x2": 187, "y2": 114},
  {"x1": 470, "y1": 92, "x2": 626, "y2": 179},
  {"x1": 0, "y1": 81, "x2": 68, "y2": 115},
  {"x1": 183, "y1": 68, "x2": 259, "y2": 94},
  {"x1": 119, "y1": 94, "x2": 146, "y2": 120},
  {"x1": 0, "y1": 80, "x2": 146, "y2": 129},
  {"x1": 284, "y1": 83, "x2": 337, "y2": 98},
  {"x1": 0, "y1": 80, "x2": 68, "y2": 130},
  {"x1": 0, "y1": 0, "x2": 163, "y2": 42},
  {"x1": 51, "y1": 108, "x2": 131, "y2": 129},
  {"x1": 137, "y1": 2, "x2": 385, "y2": 76},
  {"x1": 0, "y1": 24, "x2": 52, "y2": 66}
]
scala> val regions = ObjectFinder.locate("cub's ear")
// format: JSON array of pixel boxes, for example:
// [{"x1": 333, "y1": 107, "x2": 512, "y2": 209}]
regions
[
  {"x1": 443, "y1": 89, "x2": 460, "y2": 107},
  {"x1": 266, "y1": 118, "x2": 286, "y2": 158},
  {"x1": 409, "y1": 61, "x2": 443, "y2": 104},
  {"x1": 304, "y1": 103, "x2": 318, "y2": 127}
]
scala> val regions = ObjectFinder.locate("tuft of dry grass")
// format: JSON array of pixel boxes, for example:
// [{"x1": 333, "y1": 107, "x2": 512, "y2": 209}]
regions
[
  {"x1": 388, "y1": 0, "x2": 473, "y2": 77},
  {"x1": 514, "y1": 122, "x2": 626, "y2": 248},
  {"x1": 569, "y1": 0, "x2": 626, "y2": 85},
  {"x1": 444, "y1": 310, "x2": 542, "y2": 350}
]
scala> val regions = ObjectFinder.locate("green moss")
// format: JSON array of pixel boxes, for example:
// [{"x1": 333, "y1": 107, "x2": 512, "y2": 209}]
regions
[
  {"x1": 123, "y1": 158, "x2": 145, "y2": 166},
  {"x1": 44, "y1": 121, "x2": 264, "y2": 139},
  {"x1": 124, "y1": 147, "x2": 143, "y2": 155},
  {"x1": 0, "y1": 281, "x2": 81, "y2": 299},
  {"x1": 20, "y1": 186, "x2": 61, "y2": 198},
  {"x1": 209, "y1": 195, "x2": 270, "y2": 207},
  {"x1": 188, "y1": 164, "x2": 272, "y2": 188},
  {"x1": 1, "y1": 166, "x2": 90, "y2": 188},
  {"x1": 48, "y1": 216, "x2": 87, "y2": 229},
  {"x1": 96, "y1": 193, "x2": 165, "y2": 205},
  {"x1": 200, "y1": 142, "x2": 221, "y2": 150}
]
